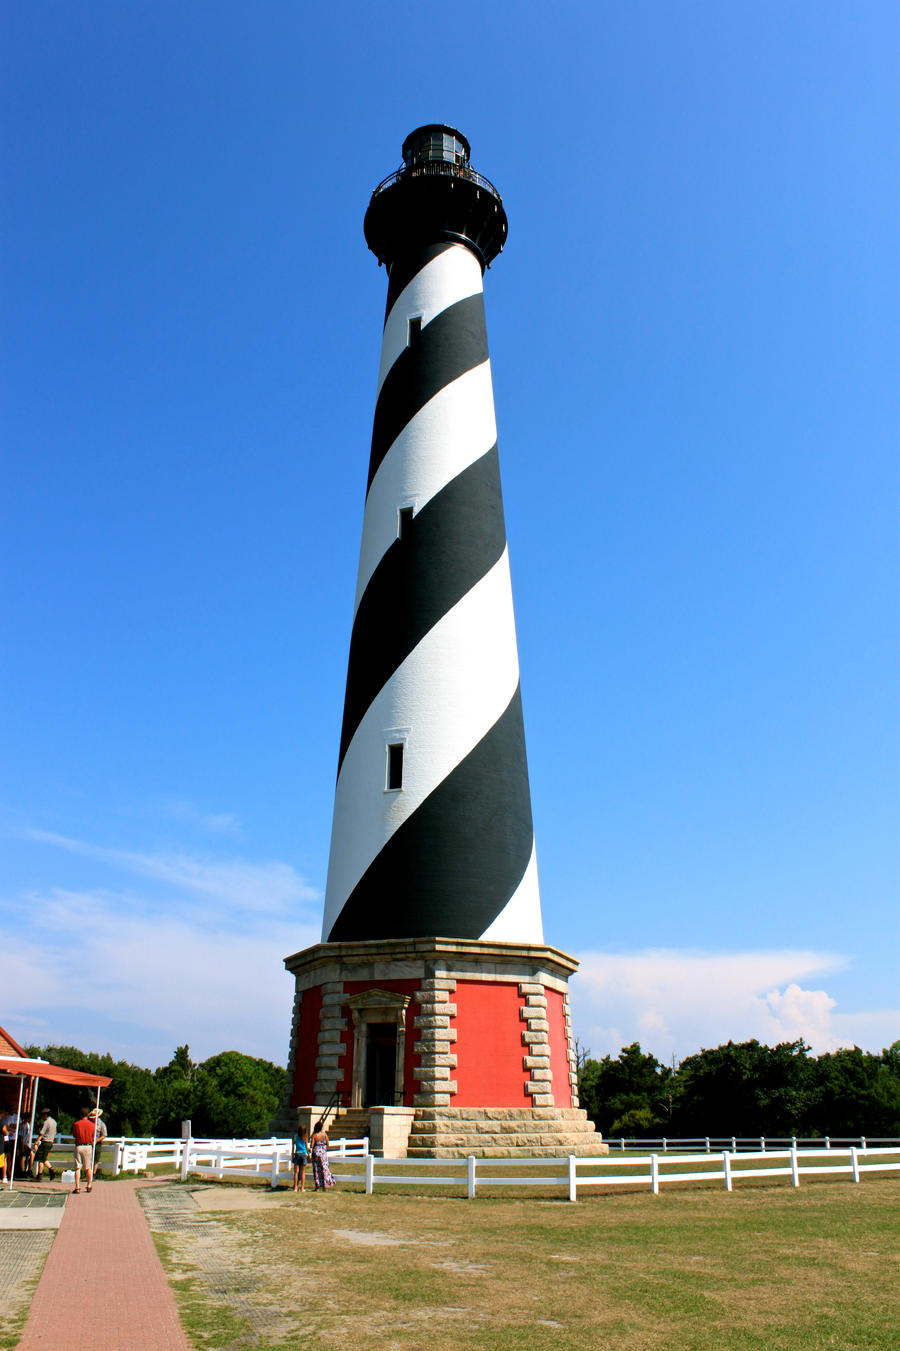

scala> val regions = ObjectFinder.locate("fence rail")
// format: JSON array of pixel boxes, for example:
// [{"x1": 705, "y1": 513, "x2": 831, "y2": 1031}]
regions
[
  {"x1": 323, "y1": 1146, "x2": 900, "y2": 1201},
  {"x1": 609, "y1": 1136, "x2": 900, "y2": 1153},
  {"x1": 99, "y1": 1135, "x2": 369, "y2": 1179},
  {"x1": 46, "y1": 1135, "x2": 900, "y2": 1202}
]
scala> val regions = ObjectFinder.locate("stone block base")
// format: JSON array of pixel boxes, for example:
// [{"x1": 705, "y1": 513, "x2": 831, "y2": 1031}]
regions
[{"x1": 406, "y1": 1106, "x2": 607, "y2": 1157}]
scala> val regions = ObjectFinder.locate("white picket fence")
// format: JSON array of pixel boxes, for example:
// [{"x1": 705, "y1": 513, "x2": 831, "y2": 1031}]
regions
[
  {"x1": 108, "y1": 1135, "x2": 369, "y2": 1180},
  {"x1": 319, "y1": 1145, "x2": 900, "y2": 1201}
]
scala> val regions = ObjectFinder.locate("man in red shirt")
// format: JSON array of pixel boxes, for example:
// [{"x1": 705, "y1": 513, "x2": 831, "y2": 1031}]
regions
[{"x1": 71, "y1": 1106, "x2": 96, "y2": 1193}]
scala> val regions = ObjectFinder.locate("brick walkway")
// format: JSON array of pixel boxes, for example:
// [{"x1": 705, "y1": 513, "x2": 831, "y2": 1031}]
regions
[{"x1": 17, "y1": 1181, "x2": 192, "y2": 1351}]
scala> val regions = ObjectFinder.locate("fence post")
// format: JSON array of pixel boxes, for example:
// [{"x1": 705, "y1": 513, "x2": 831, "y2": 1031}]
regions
[
  {"x1": 760, "y1": 1137, "x2": 765, "y2": 1152},
  {"x1": 365, "y1": 1154, "x2": 374, "y2": 1196},
  {"x1": 467, "y1": 1155, "x2": 476, "y2": 1200},
  {"x1": 662, "y1": 1138, "x2": 667, "y2": 1153},
  {"x1": 568, "y1": 1155, "x2": 577, "y2": 1203},
  {"x1": 620, "y1": 1138, "x2": 625, "y2": 1152},
  {"x1": 180, "y1": 1136, "x2": 191, "y2": 1183},
  {"x1": 722, "y1": 1150, "x2": 732, "y2": 1192},
  {"x1": 732, "y1": 1136, "x2": 737, "y2": 1152},
  {"x1": 850, "y1": 1146, "x2": 860, "y2": 1183},
  {"x1": 112, "y1": 1141, "x2": 123, "y2": 1178},
  {"x1": 791, "y1": 1136, "x2": 797, "y2": 1151},
  {"x1": 363, "y1": 1137, "x2": 369, "y2": 1157},
  {"x1": 825, "y1": 1136, "x2": 831, "y2": 1149},
  {"x1": 270, "y1": 1148, "x2": 280, "y2": 1189},
  {"x1": 860, "y1": 1136, "x2": 867, "y2": 1152},
  {"x1": 790, "y1": 1145, "x2": 800, "y2": 1188},
  {"x1": 650, "y1": 1153, "x2": 659, "y2": 1195}
]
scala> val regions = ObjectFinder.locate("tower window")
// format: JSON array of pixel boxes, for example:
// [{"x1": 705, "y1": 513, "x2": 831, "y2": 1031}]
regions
[
  {"x1": 407, "y1": 315, "x2": 422, "y2": 348},
  {"x1": 398, "y1": 506, "x2": 413, "y2": 539},
  {"x1": 386, "y1": 742, "x2": 404, "y2": 791}
]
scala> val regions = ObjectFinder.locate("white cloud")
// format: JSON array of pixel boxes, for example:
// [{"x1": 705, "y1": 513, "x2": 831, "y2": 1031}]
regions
[
  {"x1": 159, "y1": 799, "x2": 243, "y2": 837},
  {"x1": 7, "y1": 827, "x2": 324, "y2": 1066},
  {"x1": 569, "y1": 948, "x2": 856, "y2": 1061},
  {"x1": 6, "y1": 885, "x2": 319, "y2": 1066},
  {"x1": 22, "y1": 828, "x2": 320, "y2": 916}
]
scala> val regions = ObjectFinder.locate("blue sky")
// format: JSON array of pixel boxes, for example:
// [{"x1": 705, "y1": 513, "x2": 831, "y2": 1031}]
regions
[{"x1": 3, "y1": 2, "x2": 897, "y2": 1069}]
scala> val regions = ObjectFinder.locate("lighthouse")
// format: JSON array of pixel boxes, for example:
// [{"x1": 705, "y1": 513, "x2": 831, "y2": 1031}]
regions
[{"x1": 279, "y1": 127, "x2": 602, "y2": 1156}]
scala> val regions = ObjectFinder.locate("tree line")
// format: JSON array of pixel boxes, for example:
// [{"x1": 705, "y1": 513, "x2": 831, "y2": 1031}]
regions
[
  {"x1": 578, "y1": 1039, "x2": 900, "y2": 1139},
  {"x1": 25, "y1": 1044, "x2": 286, "y2": 1138}
]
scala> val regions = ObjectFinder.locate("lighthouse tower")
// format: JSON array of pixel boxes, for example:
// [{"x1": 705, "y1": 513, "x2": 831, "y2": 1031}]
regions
[{"x1": 279, "y1": 127, "x2": 601, "y2": 1156}]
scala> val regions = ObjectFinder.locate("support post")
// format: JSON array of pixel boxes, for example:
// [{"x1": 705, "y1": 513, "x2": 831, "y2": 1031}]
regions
[
  {"x1": 270, "y1": 1148, "x2": 280, "y2": 1189},
  {"x1": 180, "y1": 1136, "x2": 191, "y2": 1182},
  {"x1": 568, "y1": 1154, "x2": 577, "y2": 1203},
  {"x1": 650, "y1": 1153, "x2": 659, "y2": 1195},
  {"x1": 365, "y1": 1153, "x2": 375, "y2": 1195},
  {"x1": 850, "y1": 1147, "x2": 860, "y2": 1183},
  {"x1": 723, "y1": 1150, "x2": 732, "y2": 1192},
  {"x1": 790, "y1": 1145, "x2": 800, "y2": 1188},
  {"x1": 467, "y1": 1155, "x2": 476, "y2": 1200}
]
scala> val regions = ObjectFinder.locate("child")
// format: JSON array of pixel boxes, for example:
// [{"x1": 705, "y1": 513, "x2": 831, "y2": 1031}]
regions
[{"x1": 292, "y1": 1123, "x2": 309, "y2": 1192}]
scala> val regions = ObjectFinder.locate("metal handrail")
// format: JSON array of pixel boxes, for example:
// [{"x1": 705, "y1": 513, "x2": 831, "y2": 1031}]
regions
[{"x1": 370, "y1": 159, "x2": 502, "y2": 203}]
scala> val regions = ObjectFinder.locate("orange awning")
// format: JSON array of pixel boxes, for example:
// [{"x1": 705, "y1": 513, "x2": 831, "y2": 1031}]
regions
[{"x1": 0, "y1": 1057, "x2": 112, "y2": 1087}]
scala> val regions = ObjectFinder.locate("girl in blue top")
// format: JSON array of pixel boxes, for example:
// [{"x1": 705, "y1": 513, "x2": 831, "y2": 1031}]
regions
[{"x1": 292, "y1": 1124, "x2": 309, "y2": 1192}]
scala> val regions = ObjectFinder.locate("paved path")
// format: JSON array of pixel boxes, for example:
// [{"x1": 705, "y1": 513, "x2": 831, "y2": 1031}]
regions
[{"x1": 17, "y1": 1181, "x2": 192, "y2": 1351}]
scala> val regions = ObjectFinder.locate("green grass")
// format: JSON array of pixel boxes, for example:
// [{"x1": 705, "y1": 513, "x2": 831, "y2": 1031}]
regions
[{"x1": 147, "y1": 1174, "x2": 900, "y2": 1350}]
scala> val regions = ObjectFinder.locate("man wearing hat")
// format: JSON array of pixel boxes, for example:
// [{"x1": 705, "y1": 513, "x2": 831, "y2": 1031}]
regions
[
  {"x1": 32, "y1": 1108, "x2": 57, "y2": 1181},
  {"x1": 88, "y1": 1107, "x2": 107, "y2": 1176}
]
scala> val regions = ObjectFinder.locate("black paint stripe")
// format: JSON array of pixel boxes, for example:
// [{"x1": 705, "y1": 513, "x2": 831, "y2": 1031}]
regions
[
  {"x1": 384, "y1": 242, "x2": 456, "y2": 325},
  {"x1": 367, "y1": 293, "x2": 489, "y2": 494},
  {"x1": 337, "y1": 445, "x2": 507, "y2": 771},
  {"x1": 327, "y1": 686, "x2": 534, "y2": 942}
]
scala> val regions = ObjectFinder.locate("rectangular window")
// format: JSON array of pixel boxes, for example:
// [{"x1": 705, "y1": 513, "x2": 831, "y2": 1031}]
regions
[
  {"x1": 407, "y1": 315, "x2": 422, "y2": 348},
  {"x1": 398, "y1": 506, "x2": 413, "y2": 539},
  {"x1": 386, "y1": 742, "x2": 404, "y2": 791}
]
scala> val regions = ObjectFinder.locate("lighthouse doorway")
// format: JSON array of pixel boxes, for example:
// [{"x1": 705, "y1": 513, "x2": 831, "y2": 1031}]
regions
[
  {"x1": 365, "y1": 1023, "x2": 397, "y2": 1107},
  {"x1": 347, "y1": 989, "x2": 411, "y2": 1110}
]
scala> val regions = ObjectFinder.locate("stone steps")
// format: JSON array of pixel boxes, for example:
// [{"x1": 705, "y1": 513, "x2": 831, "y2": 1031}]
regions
[{"x1": 327, "y1": 1110, "x2": 371, "y2": 1140}]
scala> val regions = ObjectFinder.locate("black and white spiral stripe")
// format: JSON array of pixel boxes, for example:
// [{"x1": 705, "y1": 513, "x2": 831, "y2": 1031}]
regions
[{"x1": 322, "y1": 241, "x2": 542, "y2": 944}]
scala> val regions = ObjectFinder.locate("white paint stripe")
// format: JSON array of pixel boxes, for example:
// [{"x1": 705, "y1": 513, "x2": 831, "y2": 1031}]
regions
[
  {"x1": 377, "y1": 244, "x2": 484, "y2": 396},
  {"x1": 322, "y1": 550, "x2": 520, "y2": 937},
  {"x1": 478, "y1": 842, "x2": 543, "y2": 944},
  {"x1": 355, "y1": 360, "x2": 497, "y2": 612}
]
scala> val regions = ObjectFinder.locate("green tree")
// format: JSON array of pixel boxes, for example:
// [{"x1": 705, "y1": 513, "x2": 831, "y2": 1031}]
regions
[
  {"x1": 26, "y1": 1044, "x2": 160, "y2": 1135},
  {"x1": 191, "y1": 1051, "x2": 286, "y2": 1137},
  {"x1": 809, "y1": 1047, "x2": 900, "y2": 1136},
  {"x1": 674, "y1": 1040, "x2": 816, "y2": 1137},
  {"x1": 578, "y1": 1043, "x2": 674, "y2": 1137},
  {"x1": 154, "y1": 1045, "x2": 197, "y2": 1134}
]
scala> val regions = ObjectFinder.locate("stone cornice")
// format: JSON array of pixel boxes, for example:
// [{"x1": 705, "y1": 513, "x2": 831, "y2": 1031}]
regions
[{"x1": 284, "y1": 936, "x2": 579, "y2": 981}]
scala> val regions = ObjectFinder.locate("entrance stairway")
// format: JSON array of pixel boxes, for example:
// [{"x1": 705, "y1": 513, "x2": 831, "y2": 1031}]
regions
[{"x1": 326, "y1": 1109, "x2": 371, "y2": 1142}]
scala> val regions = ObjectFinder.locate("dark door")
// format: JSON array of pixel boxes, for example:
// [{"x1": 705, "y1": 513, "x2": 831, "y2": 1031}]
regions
[{"x1": 365, "y1": 1023, "x2": 398, "y2": 1107}]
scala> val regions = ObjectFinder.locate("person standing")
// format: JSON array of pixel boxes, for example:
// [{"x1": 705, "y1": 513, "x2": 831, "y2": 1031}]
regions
[
  {"x1": 292, "y1": 1123, "x2": 309, "y2": 1192},
  {"x1": 88, "y1": 1108, "x2": 107, "y2": 1176},
  {"x1": 71, "y1": 1106, "x2": 96, "y2": 1193},
  {"x1": 310, "y1": 1120, "x2": 334, "y2": 1191},
  {"x1": 32, "y1": 1108, "x2": 57, "y2": 1180}
]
